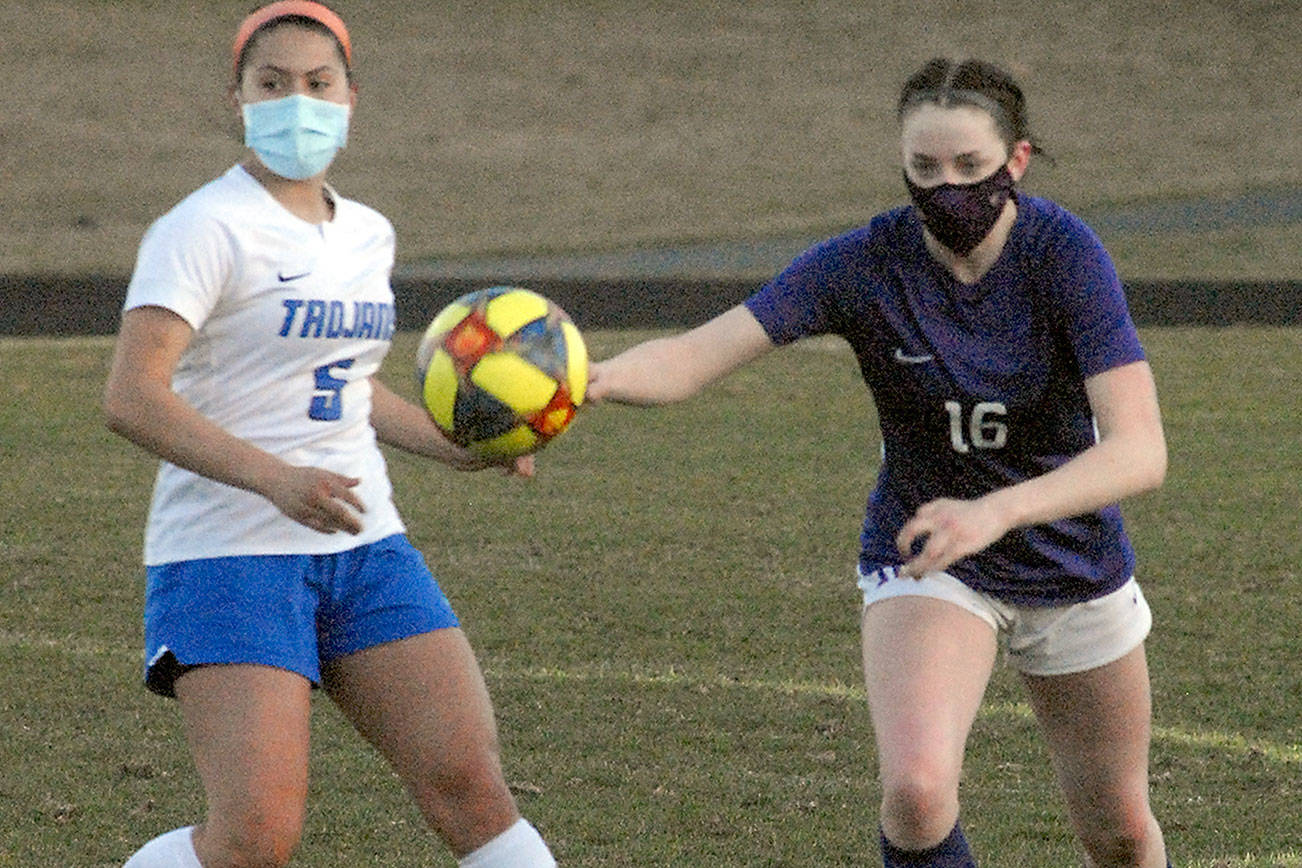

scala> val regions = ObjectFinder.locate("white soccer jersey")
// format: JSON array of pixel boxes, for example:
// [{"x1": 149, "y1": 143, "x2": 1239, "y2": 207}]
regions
[{"x1": 125, "y1": 165, "x2": 406, "y2": 565}]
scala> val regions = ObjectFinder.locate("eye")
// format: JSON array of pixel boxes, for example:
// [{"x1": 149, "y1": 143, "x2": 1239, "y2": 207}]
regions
[
  {"x1": 955, "y1": 155, "x2": 981, "y2": 176},
  {"x1": 255, "y1": 73, "x2": 285, "y2": 94},
  {"x1": 909, "y1": 157, "x2": 940, "y2": 179}
]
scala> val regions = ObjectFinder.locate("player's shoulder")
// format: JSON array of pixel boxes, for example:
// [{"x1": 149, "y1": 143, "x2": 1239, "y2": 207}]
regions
[
  {"x1": 145, "y1": 166, "x2": 264, "y2": 239},
  {"x1": 867, "y1": 203, "x2": 917, "y2": 235},
  {"x1": 133, "y1": 169, "x2": 256, "y2": 269},
  {"x1": 830, "y1": 205, "x2": 914, "y2": 250},
  {"x1": 1015, "y1": 194, "x2": 1102, "y2": 249},
  {"x1": 175, "y1": 165, "x2": 264, "y2": 216}
]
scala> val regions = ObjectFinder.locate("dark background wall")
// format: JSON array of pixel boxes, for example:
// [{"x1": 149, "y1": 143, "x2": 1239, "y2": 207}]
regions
[{"x1": 2, "y1": 276, "x2": 1298, "y2": 337}]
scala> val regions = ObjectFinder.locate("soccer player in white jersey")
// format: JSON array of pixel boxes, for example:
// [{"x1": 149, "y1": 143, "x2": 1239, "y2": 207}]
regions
[
  {"x1": 103, "y1": 3, "x2": 556, "y2": 866},
  {"x1": 589, "y1": 58, "x2": 1174, "y2": 867}
]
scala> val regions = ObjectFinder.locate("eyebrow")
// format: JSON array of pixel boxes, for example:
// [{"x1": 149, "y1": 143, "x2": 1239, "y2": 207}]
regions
[
  {"x1": 909, "y1": 149, "x2": 987, "y2": 161},
  {"x1": 252, "y1": 63, "x2": 339, "y2": 76}
]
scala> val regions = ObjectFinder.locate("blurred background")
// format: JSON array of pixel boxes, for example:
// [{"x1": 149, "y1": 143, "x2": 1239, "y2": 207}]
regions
[{"x1": 4, "y1": 0, "x2": 1300, "y2": 284}]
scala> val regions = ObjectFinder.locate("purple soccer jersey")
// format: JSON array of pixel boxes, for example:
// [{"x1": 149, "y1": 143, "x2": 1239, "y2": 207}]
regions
[{"x1": 745, "y1": 196, "x2": 1146, "y2": 605}]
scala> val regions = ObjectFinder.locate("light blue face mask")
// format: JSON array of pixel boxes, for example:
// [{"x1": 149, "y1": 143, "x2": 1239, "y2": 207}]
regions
[{"x1": 241, "y1": 93, "x2": 350, "y2": 180}]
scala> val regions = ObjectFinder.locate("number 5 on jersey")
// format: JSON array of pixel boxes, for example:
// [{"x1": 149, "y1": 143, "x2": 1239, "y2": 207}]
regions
[
  {"x1": 310, "y1": 358, "x2": 356, "y2": 421},
  {"x1": 945, "y1": 400, "x2": 1008, "y2": 453}
]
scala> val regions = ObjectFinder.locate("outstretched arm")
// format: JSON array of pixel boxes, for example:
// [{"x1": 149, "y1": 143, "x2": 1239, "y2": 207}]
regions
[
  {"x1": 588, "y1": 304, "x2": 775, "y2": 406},
  {"x1": 896, "y1": 360, "x2": 1167, "y2": 576}
]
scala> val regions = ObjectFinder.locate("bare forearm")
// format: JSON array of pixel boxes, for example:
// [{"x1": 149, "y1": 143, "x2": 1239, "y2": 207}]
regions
[
  {"x1": 988, "y1": 362, "x2": 1167, "y2": 530},
  {"x1": 103, "y1": 306, "x2": 367, "y2": 534},
  {"x1": 596, "y1": 337, "x2": 711, "y2": 406},
  {"x1": 104, "y1": 380, "x2": 285, "y2": 497},
  {"x1": 982, "y1": 435, "x2": 1167, "y2": 531},
  {"x1": 369, "y1": 379, "x2": 469, "y2": 463},
  {"x1": 593, "y1": 305, "x2": 776, "y2": 406}
]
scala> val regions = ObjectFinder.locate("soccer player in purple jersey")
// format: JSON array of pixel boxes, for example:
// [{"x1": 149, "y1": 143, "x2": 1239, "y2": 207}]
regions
[{"x1": 589, "y1": 58, "x2": 1172, "y2": 867}]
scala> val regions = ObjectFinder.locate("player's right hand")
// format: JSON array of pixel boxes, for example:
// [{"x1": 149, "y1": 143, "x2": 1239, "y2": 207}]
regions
[
  {"x1": 583, "y1": 361, "x2": 610, "y2": 403},
  {"x1": 445, "y1": 446, "x2": 536, "y2": 479},
  {"x1": 506, "y1": 453, "x2": 536, "y2": 478},
  {"x1": 267, "y1": 465, "x2": 366, "y2": 534}
]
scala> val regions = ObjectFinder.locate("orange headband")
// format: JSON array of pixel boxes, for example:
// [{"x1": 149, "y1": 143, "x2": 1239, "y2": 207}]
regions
[{"x1": 232, "y1": 1, "x2": 352, "y2": 76}]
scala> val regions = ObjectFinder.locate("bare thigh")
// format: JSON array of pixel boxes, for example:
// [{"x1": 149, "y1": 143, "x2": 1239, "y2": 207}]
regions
[
  {"x1": 1021, "y1": 645, "x2": 1166, "y2": 867},
  {"x1": 861, "y1": 596, "x2": 998, "y2": 848},
  {"x1": 174, "y1": 664, "x2": 313, "y2": 867},
  {"x1": 322, "y1": 628, "x2": 519, "y2": 858}
]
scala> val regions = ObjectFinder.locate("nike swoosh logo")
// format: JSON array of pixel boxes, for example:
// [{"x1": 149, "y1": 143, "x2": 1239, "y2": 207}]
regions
[
  {"x1": 278, "y1": 270, "x2": 312, "y2": 282},
  {"x1": 893, "y1": 348, "x2": 934, "y2": 364}
]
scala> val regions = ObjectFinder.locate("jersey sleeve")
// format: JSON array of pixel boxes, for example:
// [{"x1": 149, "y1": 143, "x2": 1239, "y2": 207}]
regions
[
  {"x1": 124, "y1": 205, "x2": 233, "y2": 331},
  {"x1": 744, "y1": 235, "x2": 857, "y2": 345},
  {"x1": 1041, "y1": 210, "x2": 1145, "y2": 376}
]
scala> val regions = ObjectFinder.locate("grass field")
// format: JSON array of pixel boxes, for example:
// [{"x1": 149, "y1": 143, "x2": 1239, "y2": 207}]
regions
[
  {"x1": 1, "y1": 326, "x2": 1299, "y2": 866},
  {"x1": 4, "y1": 1, "x2": 1297, "y2": 864},
  {"x1": 5, "y1": 0, "x2": 1301, "y2": 279}
]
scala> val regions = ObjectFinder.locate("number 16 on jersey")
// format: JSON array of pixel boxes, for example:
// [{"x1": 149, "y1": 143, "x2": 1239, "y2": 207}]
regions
[{"x1": 945, "y1": 400, "x2": 1008, "y2": 453}]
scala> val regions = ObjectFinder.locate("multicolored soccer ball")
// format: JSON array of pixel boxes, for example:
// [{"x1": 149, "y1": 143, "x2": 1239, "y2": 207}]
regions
[{"x1": 416, "y1": 287, "x2": 588, "y2": 459}]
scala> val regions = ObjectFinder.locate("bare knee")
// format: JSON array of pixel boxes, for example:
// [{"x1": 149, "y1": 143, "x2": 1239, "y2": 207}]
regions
[
  {"x1": 880, "y1": 766, "x2": 961, "y2": 849},
  {"x1": 415, "y1": 747, "x2": 520, "y2": 852},
  {"x1": 430, "y1": 751, "x2": 511, "y2": 813}
]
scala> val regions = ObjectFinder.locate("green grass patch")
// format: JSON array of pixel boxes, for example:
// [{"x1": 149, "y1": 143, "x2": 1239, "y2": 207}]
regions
[{"x1": 0, "y1": 328, "x2": 1298, "y2": 865}]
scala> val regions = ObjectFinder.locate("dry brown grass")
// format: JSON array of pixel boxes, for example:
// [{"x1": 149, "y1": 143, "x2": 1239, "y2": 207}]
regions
[{"x1": 4, "y1": 0, "x2": 1299, "y2": 278}]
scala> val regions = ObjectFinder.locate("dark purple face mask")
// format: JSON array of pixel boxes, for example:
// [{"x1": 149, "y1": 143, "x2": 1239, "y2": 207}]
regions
[{"x1": 904, "y1": 165, "x2": 1016, "y2": 255}]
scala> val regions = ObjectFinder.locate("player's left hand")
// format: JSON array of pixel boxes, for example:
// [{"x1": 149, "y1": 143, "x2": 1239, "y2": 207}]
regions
[{"x1": 896, "y1": 497, "x2": 1009, "y2": 578}]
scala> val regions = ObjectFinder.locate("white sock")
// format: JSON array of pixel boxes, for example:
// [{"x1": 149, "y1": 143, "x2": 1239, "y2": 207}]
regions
[
  {"x1": 123, "y1": 826, "x2": 201, "y2": 868},
  {"x1": 458, "y1": 817, "x2": 556, "y2": 868}
]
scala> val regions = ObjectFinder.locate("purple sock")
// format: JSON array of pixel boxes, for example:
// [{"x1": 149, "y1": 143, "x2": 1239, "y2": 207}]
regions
[{"x1": 881, "y1": 822, "x2": 976, "y2": 867}]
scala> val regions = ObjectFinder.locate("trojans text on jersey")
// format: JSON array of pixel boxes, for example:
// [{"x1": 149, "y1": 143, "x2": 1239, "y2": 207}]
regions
[{"x1": 278, "y1": 298, "x2": 396, "y2": 341}]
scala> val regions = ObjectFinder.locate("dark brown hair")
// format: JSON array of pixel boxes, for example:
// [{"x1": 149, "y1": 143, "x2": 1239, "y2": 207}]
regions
[
  {"x1": 897, "y1": 58, "x2": 1044, "y2": 158},
  {"x1": 234, "y1": 4, "x2": 353, "y2": 86}
]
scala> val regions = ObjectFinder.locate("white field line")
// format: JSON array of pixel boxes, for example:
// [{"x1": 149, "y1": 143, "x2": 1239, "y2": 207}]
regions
[
  {"x1": 495, "y1": 661, "x2": 1302, "y2": 768},
  {"x1": 0, "y1": 335, "x2": 116, "y2": 350},
  {"x1": 1187, "y1": 854, "x2": 1302, "y2": 868},
  {"x1": 4, "y1": 629, "x2": 1298, "y2": 768}
]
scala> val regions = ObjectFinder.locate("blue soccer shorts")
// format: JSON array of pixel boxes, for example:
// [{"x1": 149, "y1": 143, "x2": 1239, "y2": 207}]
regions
[{"x1": 142, "y1": 534, "x2": 459, "y2": 697}]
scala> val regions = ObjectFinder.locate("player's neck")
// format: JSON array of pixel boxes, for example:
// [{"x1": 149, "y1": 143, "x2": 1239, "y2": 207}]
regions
[
  {"x1": 242, "y1": 159, "x2": 336, "y2": 224},
  {"x1": 926, "y1": 200, "x2": 1018, "y2": 285}
]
